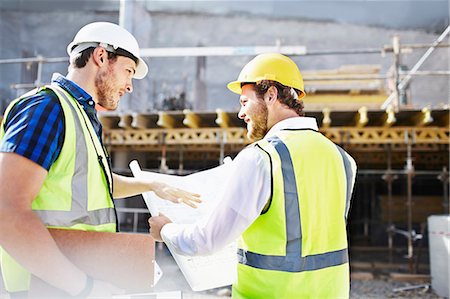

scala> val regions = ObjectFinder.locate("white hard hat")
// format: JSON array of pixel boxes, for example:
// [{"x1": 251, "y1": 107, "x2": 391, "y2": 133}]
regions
[{"x1": 67, "y1": 22, "x2": 148, "y2": 79}]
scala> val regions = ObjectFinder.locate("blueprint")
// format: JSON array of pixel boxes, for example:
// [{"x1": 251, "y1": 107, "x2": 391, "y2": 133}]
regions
[
  {"x1": 130, "y1": 157, "x2": 234, "y2": 223},
  {"x1": 129, "y1": 158, "x2": 238, "y2": 291}
]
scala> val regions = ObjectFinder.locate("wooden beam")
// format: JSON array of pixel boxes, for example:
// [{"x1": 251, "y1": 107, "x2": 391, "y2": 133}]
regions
[
  {"x1": 215, "y1": 109, "x2": 230, "y2": 128},
  {"x1": 157, "y1": 112, "x2": 175, "y2": 129},
  {"x1": 439, "y1": 110, "x2": 449, "y2": 127},
  {"x1": 390, "y1": 273, "x2": 430, "y2": 283},
  {"x1": 321, "y1": 107, "x2": 331, "y2": 128},
  {"x1": 183, "y1": 109, "x2": 201, "y2": 128},
  {"x1": 355, "y1": 106, "x2": 368, "y2": 127},
  {"x1": 118, "y1": 114, "x2": 133, "y2": 129},
  {"x1": 414, "y1": 107, "x2": 434, "y2": 126},
  {"x1": 350, "y1": 272, "x2": 374, "y2": 281},
  {"x1": 98, "y1": 114, "x2": 120, "y2": 129},
  {"x1": 383, "y1": 105, "x2": 396, "y2": 127},
  {"x1": 131, "y1": 113, "x2": 151, "y2": 129}
]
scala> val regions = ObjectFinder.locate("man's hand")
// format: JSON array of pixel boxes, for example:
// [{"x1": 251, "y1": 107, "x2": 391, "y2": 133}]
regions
[
  {"x1": 151, "y1": 182, "x2": 202, "y2": 208},
  {"x1": 148, "y1": 214, "x2": 172, "y2": 242},
  {"x1": 112, "y1": 173, "x2": 202, "y2": 208}
]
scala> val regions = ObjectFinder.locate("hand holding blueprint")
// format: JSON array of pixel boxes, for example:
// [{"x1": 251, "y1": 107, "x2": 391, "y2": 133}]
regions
[
  {"x1": 130, "y1": 157, "x2": 233, "y2": 222},
  {"x1": 129, "y1": 158, "x2": 238, "y2": 291}
]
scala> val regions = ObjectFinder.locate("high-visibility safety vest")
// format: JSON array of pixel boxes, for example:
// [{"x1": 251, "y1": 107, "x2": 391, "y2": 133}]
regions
[
  {"x1": 0, "y1": 84, "x2": 117, "y2": 293},
  {"x1": 232, "y1": 129, "x2": 356, "y2": 299}
]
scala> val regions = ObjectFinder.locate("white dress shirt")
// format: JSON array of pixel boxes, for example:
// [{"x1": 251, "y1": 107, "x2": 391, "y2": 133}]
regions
[{"x1": 161, "y1": 116, "x2": 319, "y2": 256}]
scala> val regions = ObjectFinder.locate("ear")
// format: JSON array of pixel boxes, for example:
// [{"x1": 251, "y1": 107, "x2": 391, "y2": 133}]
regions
[
  {"x1": 265, "y1": 86, "x2": 278, "y2": 105},
  {"x1": 92, "y1": 47, "x2": 107, "y2": 67}
]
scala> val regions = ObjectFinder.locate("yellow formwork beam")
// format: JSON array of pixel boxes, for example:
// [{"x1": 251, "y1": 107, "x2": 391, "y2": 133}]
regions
[{"x1": 105, "y1": 127, "x2": 449, "y2": 147}]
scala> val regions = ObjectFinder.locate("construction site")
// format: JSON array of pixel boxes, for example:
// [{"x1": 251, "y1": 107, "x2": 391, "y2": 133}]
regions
[{"x1": 0, "y1": 0, "x2": 449, "y2": 298}]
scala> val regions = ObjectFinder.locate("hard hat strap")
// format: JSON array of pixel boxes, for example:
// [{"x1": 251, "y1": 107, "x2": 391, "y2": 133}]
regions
[
  {"x1": 70, "y1": 42, "x2": 138, "y2": 65},
  {"x1": 70, "y1": 42, "x2": 99, "y2": 55}
]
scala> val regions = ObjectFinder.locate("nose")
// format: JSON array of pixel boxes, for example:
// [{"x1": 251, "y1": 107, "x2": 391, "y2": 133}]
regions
[
  {"x1": 125, "y1": 80, "x2": 133, "y2": 93},
  {"x1": 238, "y1": 107, "x2": 245, "y2": 120}
]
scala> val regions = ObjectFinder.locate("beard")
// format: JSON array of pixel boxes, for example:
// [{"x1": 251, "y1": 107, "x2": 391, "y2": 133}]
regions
[
  {"x1": 247, "y1": 100, "x2": 268, "y2": 141},
  {"x1": 95, "y1": 66, "x2": 118, "y2": 111}
]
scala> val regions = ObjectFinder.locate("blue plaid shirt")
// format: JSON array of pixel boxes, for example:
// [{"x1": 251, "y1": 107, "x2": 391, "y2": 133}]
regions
[{"x1": 0, "y1": 74, "x2": 103, "y2": 171}]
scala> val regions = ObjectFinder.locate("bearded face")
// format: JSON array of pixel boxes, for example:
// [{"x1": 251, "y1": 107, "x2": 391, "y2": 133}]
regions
[
  {"x1": 238, "y1": 85, "x2": 269, "y2": 141},
  {"x1": 95, "y1": 63, "x2": 120, "y2": 110},
  {"x1": 94, "y1": 55, "x2": 136, "y2": 111},
  {"x1": 246, "y1": 99, "x2": 268, "y2": 141}
]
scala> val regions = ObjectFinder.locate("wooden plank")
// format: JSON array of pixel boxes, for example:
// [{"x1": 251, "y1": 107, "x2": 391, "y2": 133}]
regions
[
  {"x1": 413, "y1": 107, "x2": 434, "y2": 126},
  {"x1": 157, "y1": 112, "x2": 175, "y2": 129},
  {"x1": 351, "y1": 272, "x2": 374, "y2": 280},
  {"x1": 350, "y1": 262, "x2": 373, "y2": 269},
  {"x1": 118, "y1": 114, "x2": 133, "y2": 129},
  {"x1": 183, "y1": 109, "x2": 201, "y2": 129},
  {"x1": 28, "y1": 229, "x2": 155, "y2": 297},
  {"x1": 215, "y1": 109, "x2": 230, "y2": 128},
  {"x1": 390, "y1": 273, "x2": 430, "y2": 283},
  {"x1": 355, "y1": 106, "x2": 368, "y2": 127},
  {"x1": 383, "y1": 105, "x2": 397, "y2": 127}
]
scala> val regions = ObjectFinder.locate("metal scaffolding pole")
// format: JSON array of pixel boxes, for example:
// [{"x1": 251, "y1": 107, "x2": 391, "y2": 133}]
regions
[
  {"x1": 438, "y1": 167, "x2": 450, "y2": 213},
  {"x1": 382, "y1": 144, "x2": 397, "y2": 264},
  {"x1": 178, "y1": 145, "x2": 184, "y2": 175},
  {"x1": 405, "y1": 142, "x2": 415, "y2": 272},
  {"x1": 392, "y1": 35, "x2": 402, "y2": 109},
  {"x1": 382, "y1": 25, "x2": 450, "y2": 109}
]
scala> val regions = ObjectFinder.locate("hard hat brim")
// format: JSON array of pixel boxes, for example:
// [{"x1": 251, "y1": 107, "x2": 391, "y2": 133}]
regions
[
  {"x1": 134, "y1": 57, "x2": 148, "y2": 79},
  {"x1": 227, "y1": 80, "x2": 243, "y2": 95},
  {"x1": 227, "y1": 79, "x2": 307, "y2": 100}
]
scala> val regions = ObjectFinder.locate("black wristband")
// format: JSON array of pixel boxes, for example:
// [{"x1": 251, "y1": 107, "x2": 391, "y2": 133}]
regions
[{"x1": 74, "y1": 275, "x2": 94, "y2": 298}]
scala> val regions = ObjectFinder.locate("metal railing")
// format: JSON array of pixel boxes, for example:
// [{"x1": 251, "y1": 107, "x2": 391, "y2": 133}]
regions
[{"x1": 116, "y1": 207, "x2": 150, "y2": 233}]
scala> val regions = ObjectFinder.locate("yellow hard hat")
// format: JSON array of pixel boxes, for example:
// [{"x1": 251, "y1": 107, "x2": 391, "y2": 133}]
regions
[{"x1": 227, "y1": 53, "x2": 305, "y2": 99}]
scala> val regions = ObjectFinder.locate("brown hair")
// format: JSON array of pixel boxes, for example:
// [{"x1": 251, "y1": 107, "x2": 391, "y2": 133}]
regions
[
  {"x1": 254, "y1": 80, "x2": 305, "y2": 116},
  {"x1": 72, "y1": 47, "x2": 121, "y2": 68}
]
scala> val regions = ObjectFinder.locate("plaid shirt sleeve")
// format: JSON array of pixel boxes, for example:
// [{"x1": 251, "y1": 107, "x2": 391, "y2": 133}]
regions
[{"x1": 0, "y1": 90, "x2": 64, "y2": 171}]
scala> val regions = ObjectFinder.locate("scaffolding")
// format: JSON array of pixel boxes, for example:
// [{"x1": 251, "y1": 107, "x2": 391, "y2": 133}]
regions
[{"x1": 1, "y1": 30, "x2": 449, "y2": 273}]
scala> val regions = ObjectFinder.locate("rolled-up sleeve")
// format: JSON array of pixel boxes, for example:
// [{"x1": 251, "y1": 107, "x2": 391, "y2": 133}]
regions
[
  {"x1": 161, "y1": 147, "x2": 271, "y2": 256},
  {"x1": 0, "y1": 93, "x2": 64, "y2": 171}
]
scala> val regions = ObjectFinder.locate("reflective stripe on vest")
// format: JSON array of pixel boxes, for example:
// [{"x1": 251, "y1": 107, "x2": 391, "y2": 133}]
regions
[
  {"x1": 32, "y1": 85, "x2": 116, "y2": 227},
  {"x1": 335, "y1": 145, "x2": 355, "y2": 220},
  {"x1": 0, "y1": 85, "x2": 116, "y2": 293},
  {"x1": 237, "y1": 135, "x2": 348, "y2": 272}
]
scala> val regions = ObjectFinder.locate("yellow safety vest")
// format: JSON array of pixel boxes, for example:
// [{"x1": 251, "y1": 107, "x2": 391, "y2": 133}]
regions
[
  {"x1": 0, "y1": 84, "x2": 116, "y2": 292},
  {"x1": 232, "y1": 129, "x2": 356, "y2": 299}
]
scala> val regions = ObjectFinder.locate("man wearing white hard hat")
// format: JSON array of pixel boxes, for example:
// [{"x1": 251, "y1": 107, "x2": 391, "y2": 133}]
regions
[{"x1": 0, "y1": 22, "x2": 200, "y2": 298}]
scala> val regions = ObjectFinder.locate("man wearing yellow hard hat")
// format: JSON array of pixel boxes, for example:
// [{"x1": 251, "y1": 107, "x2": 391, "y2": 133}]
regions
[{"x1": 149, "y1": 53, "x2": 357, "y2": 298}]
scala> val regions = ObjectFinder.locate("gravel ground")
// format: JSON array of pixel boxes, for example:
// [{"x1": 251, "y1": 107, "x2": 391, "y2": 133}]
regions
[
  {"x1": 181, "y1": 279, "x2": 444, "y2": 299},
  {"x1": 190, "y1": 279, "x2": 444, "y2": 299},
  {"x1": 350, "y1": 277, "x2": 443, "y2": 299}
]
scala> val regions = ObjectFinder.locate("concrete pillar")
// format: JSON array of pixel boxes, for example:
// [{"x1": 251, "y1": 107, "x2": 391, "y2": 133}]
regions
[
  {"x1": 119, "y1": 0, "x2": 152, "y2": 112},
  {"x1": 192, "y1": 55, "x2": 207, "y2": 111}
]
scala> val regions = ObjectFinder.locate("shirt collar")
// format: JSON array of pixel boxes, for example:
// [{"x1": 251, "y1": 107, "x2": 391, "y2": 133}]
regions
[
  {"x1": 51, "y1": 73, "x2": 93, "y2": 106},
  {"x1": 265, "y1": 116, "x2": 319, "y2": 138}
]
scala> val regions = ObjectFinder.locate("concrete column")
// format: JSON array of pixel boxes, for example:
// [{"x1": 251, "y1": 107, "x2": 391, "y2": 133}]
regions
[
  {"x1": 119, "y1": 0, "x2": 152, "y2": 112},
  {"x1": 192, "y1": 55, "x2": 207, "y2": 111}
]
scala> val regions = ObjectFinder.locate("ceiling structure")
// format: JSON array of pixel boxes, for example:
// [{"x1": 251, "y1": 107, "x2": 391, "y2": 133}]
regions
[{"x1": 1, "y1": 0, "x2": 448, "y2": 33}]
